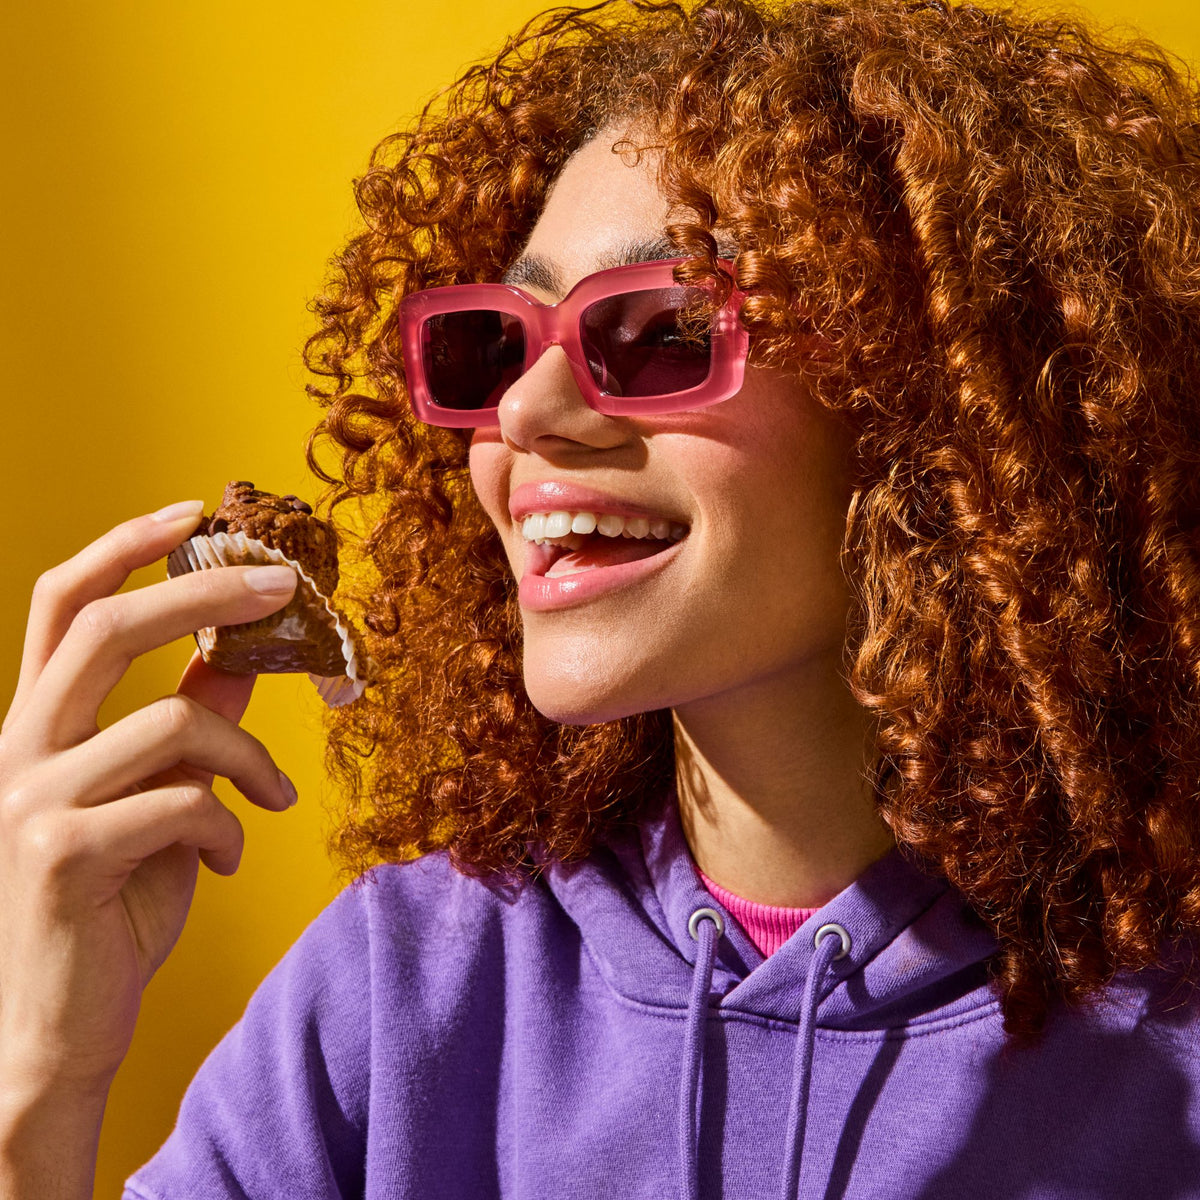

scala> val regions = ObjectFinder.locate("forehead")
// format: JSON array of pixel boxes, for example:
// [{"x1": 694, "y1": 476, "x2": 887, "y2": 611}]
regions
[{"x1": 509, "y1": 132, "x2": 671, "y2": 297}]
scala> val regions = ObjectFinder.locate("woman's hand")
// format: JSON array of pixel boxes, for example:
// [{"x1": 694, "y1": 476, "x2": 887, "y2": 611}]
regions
[{"x1": 0, "y1": 500, "x2": 299, "y2": 1192}]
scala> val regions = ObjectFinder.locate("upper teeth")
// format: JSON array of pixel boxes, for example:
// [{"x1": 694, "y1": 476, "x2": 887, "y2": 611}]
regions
[{"x1": 521, "y1": 510, "x2": 687, "y2": 544}]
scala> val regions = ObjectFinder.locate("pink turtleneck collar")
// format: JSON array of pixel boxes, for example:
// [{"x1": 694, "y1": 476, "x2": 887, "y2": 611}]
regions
[{"x1": 695, "y1": 867, "x2": 819, "y2": 958}]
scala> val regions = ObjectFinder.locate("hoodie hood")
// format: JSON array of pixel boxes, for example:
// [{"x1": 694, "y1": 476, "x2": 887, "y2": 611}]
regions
[
  {"x1": 545, "y1": 793, "x2": 1006, "y2": 1200},
  {"x1": 546, "y1": 792, "x2": 1002, "y2": 1030}
]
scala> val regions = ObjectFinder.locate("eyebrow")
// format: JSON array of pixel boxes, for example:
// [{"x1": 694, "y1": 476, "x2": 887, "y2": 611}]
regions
[
  {"x1": 501, "y1": 254, "x2": 563, "y2": 294},
  {"x1": 501, "y1": 235, "x2": 737, "y2": 296}
]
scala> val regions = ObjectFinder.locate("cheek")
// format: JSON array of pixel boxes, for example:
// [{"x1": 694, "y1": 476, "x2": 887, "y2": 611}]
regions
[
  {"x1": 671, "y1": 404, "x2": 851, "y2": 608},
  {"x1": 468, "y1": 437, "x2": 527, "y2": 580},
  {"x1": 660, "y1": 411, "x2": 808, "y2": 541},
  {"x1": 467, "y1": 436, "x2": 510, "y2": 532}
]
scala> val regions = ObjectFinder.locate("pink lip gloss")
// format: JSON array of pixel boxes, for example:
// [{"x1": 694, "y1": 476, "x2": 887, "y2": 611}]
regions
[{"x1": 519, "y1": 538, "x2": 685, "y2": 611}]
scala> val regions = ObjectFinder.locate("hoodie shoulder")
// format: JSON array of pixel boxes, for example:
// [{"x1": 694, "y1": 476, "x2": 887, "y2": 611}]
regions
[
  {"x1": 126, "y1": 852, "x2": 565, "y2": 1200},
  {"x1": 352, "y1": 852, "x2": 568, "y2": 957}
]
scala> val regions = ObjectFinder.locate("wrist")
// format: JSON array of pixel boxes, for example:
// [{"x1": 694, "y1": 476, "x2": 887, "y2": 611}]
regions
[
  {"x1": 0, "y1": 1076, "x2": 107, "y2": 1200},
  {"x1": 0, "y1": 1036, "x2": 118, "y2": 1113}
]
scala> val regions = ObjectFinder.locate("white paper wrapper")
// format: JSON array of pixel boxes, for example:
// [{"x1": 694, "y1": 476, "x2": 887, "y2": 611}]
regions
[{"x1": 167, "y1": 530, "x2": 370, "y2": 708}]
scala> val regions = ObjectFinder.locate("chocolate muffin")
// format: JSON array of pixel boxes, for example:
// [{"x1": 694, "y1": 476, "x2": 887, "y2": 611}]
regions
[
  {"x1": 200, "y1": 481, "x2": 340, "y2": 598},
  {"x1": 166, "y1": 481, "x2": 367, "y2": 701}
]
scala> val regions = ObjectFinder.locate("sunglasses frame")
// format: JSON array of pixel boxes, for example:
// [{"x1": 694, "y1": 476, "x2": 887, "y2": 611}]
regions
[{"x1": 398, "y1": 257, "x2": 749, "y2": 428}]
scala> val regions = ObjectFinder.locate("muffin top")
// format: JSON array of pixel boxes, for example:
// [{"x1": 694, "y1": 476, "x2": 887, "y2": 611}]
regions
[{"x1": 200, "y1": 480, "x2": 339, "y2": 597}]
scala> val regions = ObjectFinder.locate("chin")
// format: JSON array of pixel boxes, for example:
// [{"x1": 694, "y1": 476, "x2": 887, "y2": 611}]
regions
[
  {"x1": 523, "y1": 674, "x2": 643, "y2": 726},
  {"x1": 521, "y1": 644, "x2": 662, "y2": 726},
  {"x1": 528, "y1": 695, "x2": 634, "y2": 726}
]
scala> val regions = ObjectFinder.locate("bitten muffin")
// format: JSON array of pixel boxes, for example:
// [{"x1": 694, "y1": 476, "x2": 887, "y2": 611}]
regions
[
  {"x1": 202, "y1": 481, "x2": 340, "y2": 598},
  {"x1": 166, "y1": 481, "x2": 366, "y2": 696}
]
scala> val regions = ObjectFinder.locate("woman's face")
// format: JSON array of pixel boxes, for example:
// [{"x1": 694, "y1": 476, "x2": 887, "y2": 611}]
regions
[{"x1": 468, "y1": 131, "x2": 858, "y2": 724}]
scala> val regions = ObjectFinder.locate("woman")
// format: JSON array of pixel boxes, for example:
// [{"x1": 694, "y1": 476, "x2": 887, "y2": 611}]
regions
[{"x1": 3, "y1": 0, "x2": 1199, "y2": 1195}]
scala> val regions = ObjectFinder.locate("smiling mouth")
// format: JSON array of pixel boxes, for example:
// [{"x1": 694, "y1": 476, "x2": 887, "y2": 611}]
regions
[{"x1": 521, "y1": 509, "x2": 688, "y2": 579}]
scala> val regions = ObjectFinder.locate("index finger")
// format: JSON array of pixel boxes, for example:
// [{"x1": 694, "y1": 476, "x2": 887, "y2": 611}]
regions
[
  {"x1": 6, "y1": 501, "x2": 207, "y2": 728},
  {"x1": 15, "y1": 563, "x2": 296, "y2": 753}
]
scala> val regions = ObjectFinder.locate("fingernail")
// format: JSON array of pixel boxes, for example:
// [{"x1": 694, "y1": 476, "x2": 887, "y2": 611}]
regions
[
  {"x1": 245, "y1": 566, "x2": 297, "y2": 595},
  {"x1": 150, "y1": 500, "x2": 205, "y2": 524},
  {"x1": 278, "y1": 771, "x2": 299, "y2": 807}
]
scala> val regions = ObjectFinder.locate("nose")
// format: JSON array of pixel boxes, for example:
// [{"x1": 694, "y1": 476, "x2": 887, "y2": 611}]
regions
[{"x1": 496, "y1": 345, "x2": 629, "y2": 453}]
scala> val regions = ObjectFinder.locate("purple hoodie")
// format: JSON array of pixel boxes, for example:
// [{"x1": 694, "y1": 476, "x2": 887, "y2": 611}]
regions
[{"x1": 124, "y1": 795, "x2": 1200, "y2": 1198}]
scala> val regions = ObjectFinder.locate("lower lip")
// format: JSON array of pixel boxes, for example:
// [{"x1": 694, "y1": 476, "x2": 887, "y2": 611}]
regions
[{"x1": 519, "y1": 539, "x2": 685, "y2": 612}]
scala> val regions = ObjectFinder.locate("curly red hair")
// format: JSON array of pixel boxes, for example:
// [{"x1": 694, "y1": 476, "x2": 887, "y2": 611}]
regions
[{"x1": 303, "y1": 0, "x2": 1200, "y2": 1044}]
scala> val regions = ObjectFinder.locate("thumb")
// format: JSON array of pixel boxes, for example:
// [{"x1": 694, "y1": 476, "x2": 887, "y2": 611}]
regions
[
  {"x1": 177, "y1": 649, "x2": 258, "y2": 722},
  {"x1": 173, "y1": 650, "x2": 258, "y2": 785}
]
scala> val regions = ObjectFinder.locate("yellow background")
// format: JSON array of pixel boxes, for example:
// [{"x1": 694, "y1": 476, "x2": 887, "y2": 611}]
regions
[{"x1": 0, "y1": 0, "x2": 1197, "y2": 1194}]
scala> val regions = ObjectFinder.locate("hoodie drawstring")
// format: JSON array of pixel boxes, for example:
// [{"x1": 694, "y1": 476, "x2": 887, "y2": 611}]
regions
[
  {"x1": 778, "y1": 923, "x2": 851, "y2": 1199},
  {"x1": 679, "y1": 909, "x2": 852, "y2": 1200},
  {"x1": 680, "y1": 907, "x2": 723, "y2": 1200}
]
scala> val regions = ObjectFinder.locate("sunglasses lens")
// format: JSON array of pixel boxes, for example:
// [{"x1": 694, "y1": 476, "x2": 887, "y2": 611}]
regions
[
  {"x1": 419, "y1": 310, "x2": 526, "y2": 411},
  {"x1": 580, "y1": 286, "x2": 713, "y2": 398}
]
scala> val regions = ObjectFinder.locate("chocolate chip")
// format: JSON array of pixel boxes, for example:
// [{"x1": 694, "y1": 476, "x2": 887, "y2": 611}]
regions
[
  {"x1": 291, "y1": 499, "x2": 313, "y2": 514},
  {"x1": 231, "y1": 480, "x2": 255, "y2": 489},
  {"x1": 209, "y1": 517, "x2": 229, "y2": 534}
]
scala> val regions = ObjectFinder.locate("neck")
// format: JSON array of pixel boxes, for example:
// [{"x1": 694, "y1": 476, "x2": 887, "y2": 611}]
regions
[{"x1": 672, "y1": 654, "x2": 895, "y2": 909}]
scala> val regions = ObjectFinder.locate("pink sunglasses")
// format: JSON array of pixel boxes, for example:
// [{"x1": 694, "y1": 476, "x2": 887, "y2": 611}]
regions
[{"x1": 398, "y1": 258, "x2": 749, "y2": 428}]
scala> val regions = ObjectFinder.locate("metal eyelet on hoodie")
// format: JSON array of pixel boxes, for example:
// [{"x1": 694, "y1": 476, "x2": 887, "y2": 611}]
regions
[
  {"x1": 813, "y1": 922, "x2": 851, "y2": 960},
  {"x1": 688, "y1": 906, "x2": 725, "y2": 941}
]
